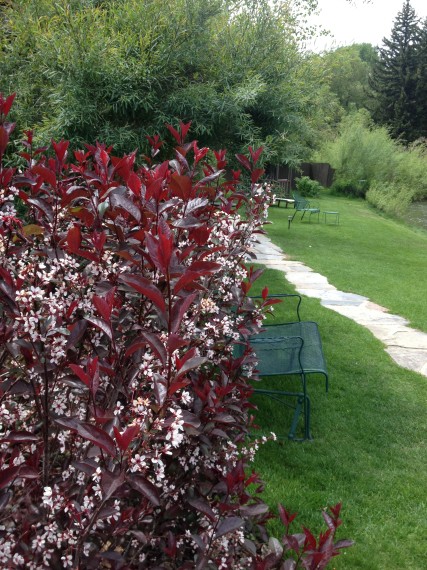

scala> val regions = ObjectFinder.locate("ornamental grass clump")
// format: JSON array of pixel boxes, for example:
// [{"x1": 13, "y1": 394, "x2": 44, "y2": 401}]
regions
[{"x1": 0, "y1": 92, "x2": 351, "y2": 569}]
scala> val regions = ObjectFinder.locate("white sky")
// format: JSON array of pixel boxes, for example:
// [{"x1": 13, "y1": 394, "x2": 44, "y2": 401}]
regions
[{"x1": 306, "y1": 0, "x2": 427, "y2": 52}]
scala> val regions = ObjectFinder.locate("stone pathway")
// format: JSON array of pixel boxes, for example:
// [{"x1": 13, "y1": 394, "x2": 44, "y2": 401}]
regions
[{"x1": 253, "y1": 233, "x2": 427, "y2": 377}]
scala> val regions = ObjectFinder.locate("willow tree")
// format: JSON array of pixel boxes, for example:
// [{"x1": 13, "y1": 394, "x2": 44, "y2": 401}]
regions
[{"x1": 0, "y1": 0, "x2": 332, "y2": 164}]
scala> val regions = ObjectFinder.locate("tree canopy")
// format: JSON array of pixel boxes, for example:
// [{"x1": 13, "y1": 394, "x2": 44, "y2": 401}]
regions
[
  {"x1": 370, "y1": 0, "x2": 424, "y2": 142},
  {"x1": 0, "y1": 0, "x2": 333, "y2": 165}
]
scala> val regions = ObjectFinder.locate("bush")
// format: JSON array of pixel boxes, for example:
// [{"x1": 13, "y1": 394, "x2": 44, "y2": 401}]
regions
[
  {"x1": 316, "y1": 110, "x2": 427, "y2": 210},
  {"x1": 330, "y1": 179, "x2": 367, "y2": 198},
  {"x1": 295, "y1": 176, "x2": 323, "y2": 197},
  {"x1": 0, "y1": 92, "x2": 351, "y2": 568}
]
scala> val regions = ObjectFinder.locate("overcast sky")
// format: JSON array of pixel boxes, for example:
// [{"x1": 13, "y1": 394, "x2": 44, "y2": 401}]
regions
[{"x1": 306, "y1": 0, "x2": 427, "y2": 52}]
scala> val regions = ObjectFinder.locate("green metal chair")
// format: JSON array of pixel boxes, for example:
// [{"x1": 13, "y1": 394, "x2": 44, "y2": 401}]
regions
[
  {"x1": 237, "y1": 295, "x2": 328, "y2": 440},
  {"x1": 291, "y1": 192, "x2": 320, "y2": 222}
]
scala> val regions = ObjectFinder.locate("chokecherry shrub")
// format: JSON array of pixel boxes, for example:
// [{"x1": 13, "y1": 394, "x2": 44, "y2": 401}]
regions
[{"x1": 0, "y1": 93, "x2": 352, "y2": 569}]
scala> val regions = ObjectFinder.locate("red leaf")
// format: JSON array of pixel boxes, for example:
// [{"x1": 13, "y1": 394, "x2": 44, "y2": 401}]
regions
[
  {"x1": 175, "y1": 356, "x2": 207, "y2": 379},
  {"x1": 69, "y1": 364, "x2": 91, "y2": 388},
  {"x1": 278, "y1": 504, "x2": 298, "y2": 528},
  {"x1": 167, "y1": 334, "x2": 190, "y2": 353},
  {"x1": 52, "y1": 139, "x2": 69, "y2": 163},
  {"x1": 262, "y1": 286, "x2": 269, "y2": 300},
  {"x1": 114, "y1": 424, "x2": 140, "y2": 452},
  {"x1": 173, "y1": 270, "x2": 202, "y2": 294},
  {"x1": 303, "y1": 526, "x2": 317, "y2": 550},
  {"x1": 0, "y1": 126, "x2": 10, "y2": 156},
  {"x1": 169, "y1": 174, "x2": 193, "y2": 200},
  {"x1": 127, "y1": 171, "x2": 142, "y2": 197},
  {"x1": 168, "y1": 379, "x2": 190, "y2": 396},
  {"x1": 119, "y1": 274, "x2": 166, "y2": 312},
  {"x1": 235, "y1": 154, "x2": 252, "y2": 171},
  {"x1": 170, "y1": 293, "x2": 197, "y2": 333},
  {"x1": 251, "y1": 168, "x2": 264, "y2": 184},
  {"x1": 93, "y1": 294, "x2": 112, "y2": 322},
  {"x1": 145, "y1": 231, "x2": 173, "y2": 274},
  {"x1": 1, "y1": 92, "x2": 16, "y2": 117},
  {"x1": 32, "y1": 164, "x2": 57, "y2": 188},
  {"x1": 248, "y1": 146, "x2": 263, "y2": 165},
  {"x1": 189, "y1": 260, "x2": 221, "y2": 273},
  {"x1": 66, "y1": 225, "x2": 81, "y2": 252},
  {"x1": 166, "y1": 123, "x2": 182, "y2": 144},
  {"x1": 125, "y1": 331, "x2": 167, "y2": 365}
]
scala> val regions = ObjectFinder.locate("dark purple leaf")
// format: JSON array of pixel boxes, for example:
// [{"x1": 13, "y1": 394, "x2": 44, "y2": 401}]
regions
[
  {"x1": 125, "y1": 331, "x2": 167, "y2": 365},
  {"x1": 182, "y1": 411, "x2": 201, "y2": 429},
  {"x1": 110, "y1": 190, "x2": 141, "y2": 222},
  {"x1": 196, "y1": 170, "x2": 224, "y2": 186},
  {"x1": 240, "y1": 503, "x2": 269, "y2": 517},
  {"x1": 85, "y1": 316, "x2": 113, "y2": 340},
  {"x1": 170, "y1": 292, "x2": 197, "y2": 333},
  {"x1": 172, "y1": 215, "x2": 203, "y2": 229},
  {"x1": 176, "y1": 356, "x2": 207, "y2": 379},
  {"x1": 129, "y1": 475, "x2": 161, "y2": 507},
  {"x1": 214, "y1": 516, "x2": 244, "y2": 539},
  {"x1": 334, "y1": 539, "x2": 354, "y2": 550},
  {"x1": 27, "y1": 197, "x2": 53, "y2": 221},
  {"x1": 55, "y1": 417, "x2": 116, "y2": 457},
  {"x1": 66, "y1": 319, "x2": 88, "y2": 349},
  {"x1": 0, "y1": 431, "x2": 39, "y2": 444},
  {"x1": 187, "y1": 497, "x2": 216, "y2": 522},
  {"x1": 0, "y1": 465, "x2": 39, "y2": 490},
  {"x1": 119, "y1": 274, "x2": 166, "y2": 312},
  {"x1": 101, "y1": 469, "x2": 125, "y2": 500}
]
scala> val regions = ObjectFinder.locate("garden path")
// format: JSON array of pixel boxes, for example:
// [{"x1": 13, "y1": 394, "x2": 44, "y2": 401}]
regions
[{"x1": 252, "y1": 233, "x2": 427, "y2": 378}]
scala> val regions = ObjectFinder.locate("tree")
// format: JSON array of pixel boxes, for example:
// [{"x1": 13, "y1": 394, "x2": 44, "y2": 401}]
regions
[
  {"x1": 320, "y1": 43, "x2": 378, "y2": 112},
  {"x1": 0, "y1": 0, "x2": 336, "y2": 165},
  {"x1": 415, "y1": 18, "x2": 427, "y2": 138},
  {"x1": 370, "y1": 0, "x2": 421, "y2": 142}
]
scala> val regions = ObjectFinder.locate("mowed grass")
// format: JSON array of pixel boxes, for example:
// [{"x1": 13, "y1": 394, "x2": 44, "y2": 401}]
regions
[
  {"x1": 267, "y1": 193, "x2": 427, "y2": 332},
  {"x1": 249, "y1": 195, "x2": 427, "y2": 569}
]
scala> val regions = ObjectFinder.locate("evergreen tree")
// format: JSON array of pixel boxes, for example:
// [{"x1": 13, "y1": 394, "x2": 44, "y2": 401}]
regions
[
  {"x1": 415, "y1": 19, "x2": 427, "y2": 139},
  {"x1": 370, "y1": 0, "x2": 420, "y2": 142}
]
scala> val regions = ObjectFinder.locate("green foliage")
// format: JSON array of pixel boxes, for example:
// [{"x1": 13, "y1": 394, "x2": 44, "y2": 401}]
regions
[
  {"x1": 295, "y1": 175, "x2": 323, "y2": 197},
  {"x1": 319, "y1": 43, "x2": 378, "y2": 112},
  {"x1": 316, "y1": 110, "x2": 427, "y2": 212},
  {"x1": 370, "y1": 0, "x2": 423, "y2": 142},
  {"x1": 0, "y1": 0, "x2": 333, "y2": 164}
]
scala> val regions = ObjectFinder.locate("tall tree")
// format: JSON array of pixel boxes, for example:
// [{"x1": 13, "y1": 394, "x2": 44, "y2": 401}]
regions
[
  {"x1": 370, "y1": 0, "x2": 420, "y2": 142},
  {"x1": 415, "y1": 18, "x2": 427, "y2": 139}
]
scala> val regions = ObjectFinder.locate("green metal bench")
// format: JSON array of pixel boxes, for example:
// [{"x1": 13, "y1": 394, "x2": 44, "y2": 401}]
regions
[
  {"x1": 291, "y1": 191, "x2": 320, "y2": 223},
  {"x1": 238, "y1": 294, "x2": 328, "y2": 440}
]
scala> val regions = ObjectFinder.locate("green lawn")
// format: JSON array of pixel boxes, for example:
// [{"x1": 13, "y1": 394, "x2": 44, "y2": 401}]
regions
[
  {"x1": 250, "y1": 193, "x2": 427, "y2": 569},
  {"x1": 266, "y1": 194, "x2": 427, "y2": 332}
]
